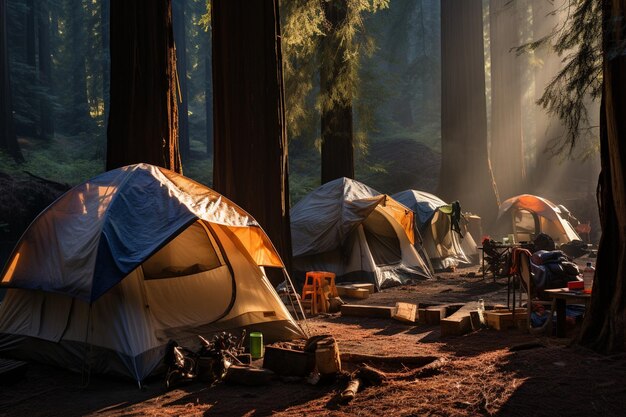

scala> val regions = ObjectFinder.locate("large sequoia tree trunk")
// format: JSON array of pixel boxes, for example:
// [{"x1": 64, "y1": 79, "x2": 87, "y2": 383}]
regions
[
  {"x1": 204, "y1": 30, "x2": 212, "y2": 157},
  {"x1": 211, "y1": 0, "x2": 293, "y2": 271},
  {"x1": 578, "y1": 0, "x2": 626, "y2": 353},
  {"x1": 38, "y1": 0, "x2": 54, "y2": 140},
  {"x1": 173, "y1": 0, "x2": 189, "y2": 162},
  {"x1": 0, "y1": 0, "x2": 23, "y2": 162},
  {"x1": 490, "y1": 0, "x2": 524, "y2": 200},
  {"x1": 68, "y1": 0, "x2": 92, "y2": 135},
  {"x1": 106, "y1": 0, "x2": 181, "y2": 173},
  {"x1": 320, "y1": 0, "x2": 354, "y2": 184},
  {"x1": 439, "y1": 0, "x2": 498, "y2": 225}
]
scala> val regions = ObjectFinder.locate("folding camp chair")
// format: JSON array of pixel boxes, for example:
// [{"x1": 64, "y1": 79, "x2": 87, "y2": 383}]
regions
[{"x1": 515, "y1": 250, "x2": 554, "y2": 335}]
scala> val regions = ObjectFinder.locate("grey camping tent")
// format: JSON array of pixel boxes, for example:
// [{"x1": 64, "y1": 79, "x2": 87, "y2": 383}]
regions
[
  {"x1": 290, "y1": 178, "x2": 432, "y2": 290},
  {"x1": 0, "y1": 164, "x2": 305, "y2": 383},
  {"x1": 393, "y1": 190, "x2": 478, "y2": 270}
]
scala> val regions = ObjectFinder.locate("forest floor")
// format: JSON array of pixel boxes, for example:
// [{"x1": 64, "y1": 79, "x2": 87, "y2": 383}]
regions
[{"x1": 1, "y1": 263, "x2": 625, "y2": 417}]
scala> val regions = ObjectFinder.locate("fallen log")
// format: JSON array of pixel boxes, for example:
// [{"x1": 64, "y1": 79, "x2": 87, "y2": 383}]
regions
[
  {"x1": 340, "y1": 353, "x2": 439, "y2": 367},
  {"x1": 340, "y1": 378, "x2": 361, "y2": 402},
  {"x1": 355, "y1": 364, "x2": 386, "y2": 386},
  {"x1": 394, "y1": 357, "x2": 448, "y2": 380}
]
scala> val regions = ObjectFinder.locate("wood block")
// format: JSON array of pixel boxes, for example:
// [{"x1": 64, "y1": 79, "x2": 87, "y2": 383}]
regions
[
  {"x1": 484, "y1": 308, "x2": 527, "y2": 331},
  {"x1": 224, "y1": 365, "x2": 275, "y2": 386},
  {"x1": 340, "y1": 304, "x2": 395, "y2": 319},
  {"x1": 351, "y1": 283, "x2": 375, "y2": 294},
  {"x1": 422, "y1": 306, "x2": 447, "y2": 325},
  {"x1": 336, "y1": 286, "x2": 370, "y2": 299},
  {"x1": 440, "y1": 302, "x2": 479, "y2": 336},
  {"x1": 262, "y1": 346, "x2": 315, "y2": 376},
  {"x1": 392, "y1": 302, "x2": 418, "y2": 324},
  {"x1": 469, "y1": 311, "x2": 481, "y2": 330},
  {"x1": 416, "y1": 303, "x2": 439, "y2": 324}
]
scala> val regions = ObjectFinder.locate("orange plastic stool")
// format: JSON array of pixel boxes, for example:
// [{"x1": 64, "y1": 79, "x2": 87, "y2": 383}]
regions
[{"x1": 301, "y1": 271, "x2": 337, "y2": 314}]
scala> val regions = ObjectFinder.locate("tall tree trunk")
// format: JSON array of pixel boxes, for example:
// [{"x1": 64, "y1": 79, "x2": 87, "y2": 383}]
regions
[
  {"x1": 578, "y1": 0, "x2": 626, "y2": 353},
  {"x1": 101, "y1": 0, "x2": 110, "y2": 125},
  {"x1": 439, "y1": 0, "x2": 498, "y2": 226},
  {"x1": 320, "y1": 0, "x2": 354, "y2": 184},
  {"x1": 173, "y1": 0, "x2": 189, "y2": 162},
  {"x1": 489, "y1": 0, "x2": 524, "y2": 200},
  {"x1": 0, "y1": 0, "x2": 23, "y2": 162},
  {"x1": 211, "y1": 0, "x2": 293, "y2": 272},
  {"x1": 19, "y1": 0, "x2": 38, "y2": 138},
  {"x1": 388, "y1": 0, "x2": 415, "y2": 129},
  {"x1": 25, "y1": 0, "x2": 36, "y2": 67},
  {"x1": 205, "y1": 28, "x2": 213, "y2": 157},
  {"x1": 38, "y1": 0, "x2": 54, "y2": 139},
  {"x1": 106, "y1": 0, "x2": 181, "y2": 172},
  {"x1": 69, "y1": 0, "x2": 91, "y2": 134}
]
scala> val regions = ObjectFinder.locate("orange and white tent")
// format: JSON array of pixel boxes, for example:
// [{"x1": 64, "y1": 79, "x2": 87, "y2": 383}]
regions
[
  {"x1": 0, "y1": 164, "x2": 304, "y2": 383},
  {"x1": 497, "y1": 194, "x2": 581, "y2": 244}
]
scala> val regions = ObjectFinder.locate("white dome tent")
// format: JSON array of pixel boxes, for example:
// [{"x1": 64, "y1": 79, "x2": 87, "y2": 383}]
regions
[{"x1": 290, "y1": 178, "x2": 432, "y2": 290}]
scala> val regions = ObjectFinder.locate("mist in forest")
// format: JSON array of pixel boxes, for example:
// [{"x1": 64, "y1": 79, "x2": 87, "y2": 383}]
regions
[{"x1": 0, "y1": 0, "x2": 602, "y2": 266}]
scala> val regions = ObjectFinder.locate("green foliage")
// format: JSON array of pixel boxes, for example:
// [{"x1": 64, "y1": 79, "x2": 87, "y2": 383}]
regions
[
  {"x1": 281, "y1": 0, "x2": 388, "y2": 146},
  {"x1": 0, "y1": 132, "x2": 104, "y2": 185}
]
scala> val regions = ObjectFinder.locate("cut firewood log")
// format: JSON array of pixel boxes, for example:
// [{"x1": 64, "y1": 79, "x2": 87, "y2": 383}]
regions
[{"x1": 340, "y1": 378, "x2": 361, "y2": 402}]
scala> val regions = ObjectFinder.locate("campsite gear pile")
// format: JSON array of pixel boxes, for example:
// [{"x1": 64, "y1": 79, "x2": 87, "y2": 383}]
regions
[
  {"x1": 164, "y1": 331, "x2": 246, "y2": 389},
  {"x1": 530, "y1": 250, "x2": 581, "y2": 297}
]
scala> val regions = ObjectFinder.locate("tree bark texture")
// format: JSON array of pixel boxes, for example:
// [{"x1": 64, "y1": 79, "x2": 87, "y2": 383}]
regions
[
  {"x1": 211, "y1": 0, "x2": 293, "y2": 271},
  {"x1": 38, "y1": 0, "x2": 54, "y2": 139},
  {"x1": 578, "y1": 0, "x2": 626, "y2": 353},
  {"x1": 69, "y1": 0, "x2": 92, "y2": 134},
  {"x1": 490, "y1": 0, "x2": 525, "y2": 200},
  {"x1": 204, "y1": 28, "x2": 213, "y2": 157},
  {"x1": 173, "y1": 0, "x2": 189, "y2": 162},
  {"x1": 25, "y1": 0, "x2": 36, "y2": 67},
  {"x1": 0, "y1": 0, "x2": 23, "y2": 162},
  {"x1": 439, "y1": 0, "x2": 498, "y2": 225},
  {"x1": 101, "y1": 0, "x2": 110, "y2": 124},
  {"x1": 106, "y1": 0, "x2": 181, "y2": 173},
  {"x1": 320, "y1": 0, "x2": 355, "y2": 184}
]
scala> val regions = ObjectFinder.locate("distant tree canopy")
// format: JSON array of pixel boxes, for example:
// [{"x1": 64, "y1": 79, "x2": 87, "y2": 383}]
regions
[{"x1": 281, "y1": 0, "x2": 388, "y2": 146}]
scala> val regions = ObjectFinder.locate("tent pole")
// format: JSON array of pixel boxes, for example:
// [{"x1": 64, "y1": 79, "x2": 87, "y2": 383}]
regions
[{"x1": 282, "y1": 268, "x2": 310, "y2": 336}]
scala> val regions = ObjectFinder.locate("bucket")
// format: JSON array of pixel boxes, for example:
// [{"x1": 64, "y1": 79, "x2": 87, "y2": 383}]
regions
[{"x1": 249, "y1": 332, "x2": 264, "y2": 359}]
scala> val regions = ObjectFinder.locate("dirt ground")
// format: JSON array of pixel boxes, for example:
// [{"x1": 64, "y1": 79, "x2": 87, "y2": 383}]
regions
[{"x1": 1, "y1": 265, "x2": 625, "y2": 417}]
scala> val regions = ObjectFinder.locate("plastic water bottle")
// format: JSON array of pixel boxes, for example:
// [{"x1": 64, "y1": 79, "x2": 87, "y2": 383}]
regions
[
  {"x1": 477, "y1": 299, "x2": 485, "y2": 325},
  {"x1": 582, "y1": 262, "x2": 595, "y2": 293}
]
